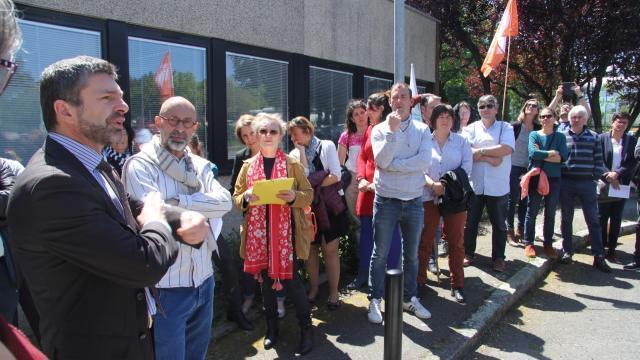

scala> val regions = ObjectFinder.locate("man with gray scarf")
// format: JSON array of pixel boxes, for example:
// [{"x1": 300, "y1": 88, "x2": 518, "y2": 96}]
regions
[{"x1": 123, "y1": 96, "x2": 232, "y2": 359}]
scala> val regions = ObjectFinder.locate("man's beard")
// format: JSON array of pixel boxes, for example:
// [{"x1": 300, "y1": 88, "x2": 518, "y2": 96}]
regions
[
  {"x1": 78, "y1": 111, "x2": 123, "y2": 147},
  {"x1": 165, "y1": 130, "x2": 188, "y2": 152}
]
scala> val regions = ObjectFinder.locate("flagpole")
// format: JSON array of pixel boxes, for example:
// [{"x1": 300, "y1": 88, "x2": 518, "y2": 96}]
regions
[{"x1": 501, "y1": 34, "x2": 512, "y2": 121}]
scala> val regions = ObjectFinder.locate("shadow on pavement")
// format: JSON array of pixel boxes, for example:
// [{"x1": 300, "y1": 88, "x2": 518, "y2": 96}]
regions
[
  {"x1": 574, "y1": 293, "x2": 640, "y2": 310},
  {"x1": 553, "y1": 259, "x2": 634, "y2": 289},
  {"x1": 465, "y1": 309, "x2": 551, "y2": 360}
]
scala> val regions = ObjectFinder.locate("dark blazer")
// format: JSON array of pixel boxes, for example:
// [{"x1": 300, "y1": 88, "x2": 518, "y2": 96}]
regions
[
  {"x1": 599, "y1": 132, "x2": 637, "y2": 184},
  {"x1": 7, "y1": 138, "x2": 179, "y2": 360},
  {"x1": 229, "y1": 147, "x2": 251, "y2": 193}
]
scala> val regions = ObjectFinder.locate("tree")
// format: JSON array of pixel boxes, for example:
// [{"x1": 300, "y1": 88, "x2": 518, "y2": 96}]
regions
[{"x1": 409, "y1": 0, "x2": 640, "y2": 130}]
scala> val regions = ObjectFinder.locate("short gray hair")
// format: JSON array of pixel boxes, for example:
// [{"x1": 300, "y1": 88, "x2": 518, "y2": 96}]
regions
[
  {"x1": 251, "y1": 112, "x2": 286, "y2": 135},
  {"x1": 568, "y1": 105, "x2": 588, "y2": 119},
  {"x1": 0, "y1": 0, "x2": 21, "y2": 58},
  {"x1": 478, "y1": 95, "x2": 498, "y2": 107}
]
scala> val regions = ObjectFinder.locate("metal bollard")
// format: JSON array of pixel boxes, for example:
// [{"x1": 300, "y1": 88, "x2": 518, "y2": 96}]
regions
[{"x1": 384, "y1": 268, "x2": 403, "y2": 360}]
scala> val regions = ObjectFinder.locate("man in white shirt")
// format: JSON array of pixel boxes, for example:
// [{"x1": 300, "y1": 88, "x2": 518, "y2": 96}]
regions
[
  {"x1": 123, "y1": 96, "x2": 232, "y2": 359},
  {"x1": 462, "y1": 95, "x2": 515, "y2": 272}
]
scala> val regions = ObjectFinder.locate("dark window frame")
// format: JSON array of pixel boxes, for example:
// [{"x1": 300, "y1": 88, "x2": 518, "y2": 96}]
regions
[{"x1": 14, "y1": 4, "x2": 436, "y2": 174}]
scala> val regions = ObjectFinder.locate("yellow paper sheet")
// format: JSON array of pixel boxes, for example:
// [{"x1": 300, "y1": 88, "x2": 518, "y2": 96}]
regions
[{"x1": 251, "y1": 178, "x2": 295, "y2": 205}]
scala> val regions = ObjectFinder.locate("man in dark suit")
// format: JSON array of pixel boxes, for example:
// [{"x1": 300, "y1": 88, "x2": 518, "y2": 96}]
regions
[{"x1": 7, "y1": 55, "x2": 208, "y2": 359}]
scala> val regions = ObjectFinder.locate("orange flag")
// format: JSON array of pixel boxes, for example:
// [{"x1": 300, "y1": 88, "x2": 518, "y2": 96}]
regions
[
  {"x1": 480, "y1": 0, "x2": 519, "y2": 77},
  {"x1": 154, "y1": 52, "x2": 175, "y2": 101}
]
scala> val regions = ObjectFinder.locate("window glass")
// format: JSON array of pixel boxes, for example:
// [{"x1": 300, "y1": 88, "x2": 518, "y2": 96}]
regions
[
  {"x1": 226, "y1": 52, "x2": 288, "y2": 159},
  {"x1": 128, "y1": 37, "x2": 207, "y2": 156},
  {"x1": 0, "y1": 20, "x2": 101, "y2": 164},
  {"x1": 309, "y1": 66, "x2": 352, "y2": 144},
  {"x1": 364, "y1": 76, "x2": 392, "y2": 98}
]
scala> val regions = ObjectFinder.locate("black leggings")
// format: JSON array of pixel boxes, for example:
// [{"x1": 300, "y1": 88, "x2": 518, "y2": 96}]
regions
[{"x1": 260, "y1": 261, "x2": 311, "y2": 327}]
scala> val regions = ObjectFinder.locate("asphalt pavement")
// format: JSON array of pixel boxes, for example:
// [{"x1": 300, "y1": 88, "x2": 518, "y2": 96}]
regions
[{"x1": 468, "y1": 233, "x2": 640, "y2": 360}]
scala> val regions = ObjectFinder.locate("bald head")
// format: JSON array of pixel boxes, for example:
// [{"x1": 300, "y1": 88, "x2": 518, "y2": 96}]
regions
[
  {"x1": 159, "y1": 96, "x2": 196, "y2": 116},
  {"x1": 155, "y1": 96, "x2": 199, "y2": 157}
]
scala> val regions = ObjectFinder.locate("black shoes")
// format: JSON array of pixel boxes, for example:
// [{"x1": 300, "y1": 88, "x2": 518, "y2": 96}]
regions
[
  {"x1": 593, "y1": 255, "x2": 612, "y2": 273},
  {"x1": 263, "y1": 318, "x2": 279, "y2": 349},
  {"x1": 451, "y1": 288, "x2": 466, "y2": 304},
  {"x1": 623, "y1": 260, "x2": 640, "y2": 271},
  {"x1": 227, "y1": 308, "x2": 254, "y2": 331},
  {"x1": 559, "y1": 252, "x2": 573, "y2": 264},
  {"x1": 298, "y1": 324, "x2": 313, "y2": 355}
]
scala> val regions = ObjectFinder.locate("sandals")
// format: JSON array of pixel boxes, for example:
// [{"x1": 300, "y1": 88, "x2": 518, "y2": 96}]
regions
[{"x1": 327, "y1": 299, "x2": 342, "y2": 311}]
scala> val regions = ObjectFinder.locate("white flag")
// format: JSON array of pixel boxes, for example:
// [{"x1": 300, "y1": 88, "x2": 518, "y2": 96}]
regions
[{"x1": 409, "y1": 64, "x2": 422, "y2": 122}]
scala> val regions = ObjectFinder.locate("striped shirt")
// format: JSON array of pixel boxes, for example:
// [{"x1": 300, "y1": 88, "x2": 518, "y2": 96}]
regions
[
  {"x1": 49, "y1": 133, "x2": 125, "y2": 215},
  {"x1": 123, "y1": 148, "x2": 232, "y2": 289},
  {"x1": 561, "y1": 127, "x2": 606, "y2": 180}
]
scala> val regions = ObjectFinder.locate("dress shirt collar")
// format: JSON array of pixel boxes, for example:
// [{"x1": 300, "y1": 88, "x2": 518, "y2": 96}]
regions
[{"x1": 49, "y1": 132, "x2": 103, "y2": 172}]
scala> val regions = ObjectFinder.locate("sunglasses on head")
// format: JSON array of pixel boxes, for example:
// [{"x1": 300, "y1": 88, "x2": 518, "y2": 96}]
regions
[
  {"x1": 259, "y1": 128, "x2": 279, "y2": 136},
  {"x1": 478, "y1": 104, "x2": 495, "y2": 110}
]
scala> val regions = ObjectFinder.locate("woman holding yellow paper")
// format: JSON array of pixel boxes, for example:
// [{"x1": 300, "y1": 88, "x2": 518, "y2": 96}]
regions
[{"x1": 233, "y1": 113, "x2": 314, "y2": 355}]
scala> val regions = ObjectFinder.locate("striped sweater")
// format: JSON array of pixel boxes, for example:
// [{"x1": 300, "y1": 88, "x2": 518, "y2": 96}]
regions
[{"x1": 561, "y1": 127, "x2": 606, "y2": 180}]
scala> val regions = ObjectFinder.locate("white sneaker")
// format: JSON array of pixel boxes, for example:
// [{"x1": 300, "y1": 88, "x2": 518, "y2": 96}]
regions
[
  {"x1": 368, "y1": 298, "x2": 383, "y2": 324},
  {"x1": 403, "y1": 296, "x2": 431, "y2": 319}
]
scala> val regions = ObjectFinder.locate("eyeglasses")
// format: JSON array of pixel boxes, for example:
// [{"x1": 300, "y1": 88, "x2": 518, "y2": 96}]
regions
[
  {"x1": 158, "y1": 115, "x2": 197, "y2": 128},
  {"x1": 259, "y1": 128, "x2": 279, "y2": 136},
  {"x1": 540, "y1": 114, "x2": 554, "y2": 119},
  {"x1": 526, "y1": 103, "x2": 538, "y2": 108},
  {"x1": 478, "y1": 104, "x2": 495, "y2": 110},
  {"x1": 0, "y1": 59, "x2": 18, "y2": 96}
]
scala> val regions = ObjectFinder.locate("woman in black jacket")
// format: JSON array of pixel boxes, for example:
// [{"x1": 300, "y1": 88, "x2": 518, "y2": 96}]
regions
[{"x1": 598, "y1": 112, "x2": 637, "y2": 263}]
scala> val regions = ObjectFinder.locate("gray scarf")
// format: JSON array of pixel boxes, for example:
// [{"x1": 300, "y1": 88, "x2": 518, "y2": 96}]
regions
[
  {"x1": 139, "y1": 135, "x2": 201, "y2": 193},
  {"x1": 304, "y1": 136, "x2": 322, "y2": 174}
]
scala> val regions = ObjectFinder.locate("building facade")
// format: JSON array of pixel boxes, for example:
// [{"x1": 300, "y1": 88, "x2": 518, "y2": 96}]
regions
[{"x1": 2, "y1": 0, "x2": 438, "y2": 172}]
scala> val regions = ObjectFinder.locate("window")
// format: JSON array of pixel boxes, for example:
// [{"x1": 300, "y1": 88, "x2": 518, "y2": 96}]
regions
[
  {"x1": 128, "y1": 37, "x2": 208, "y2": 156},
  {"x1": 364, "y1": 76, "x2": 392, "y2": 98},
  {"x1": 309, "y1": 66, "x2": 352, "y2": 144},
  {"x1": 0, "y1": 20, "x2": 101, "y2": 164},
  {"x1": 226, "y1": 52, "x2": 288, "y2": 159}
]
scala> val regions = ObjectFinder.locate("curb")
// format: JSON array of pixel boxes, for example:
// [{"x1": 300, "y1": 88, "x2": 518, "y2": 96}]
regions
[{"x1": 435, "y1": 221, "x2": 637, "y2": 360}]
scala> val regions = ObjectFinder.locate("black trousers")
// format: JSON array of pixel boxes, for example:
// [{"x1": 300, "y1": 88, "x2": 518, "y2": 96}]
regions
[
  {"x1": 260, "y1": 260, "x2": 311, "y2": 327},
  {"x1": 599, "y1": 199, "x2": 626, "y2": 250}
]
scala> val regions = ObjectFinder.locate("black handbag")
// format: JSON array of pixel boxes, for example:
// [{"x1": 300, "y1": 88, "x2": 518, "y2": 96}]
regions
[{"x1": 340, "y1": 133, "x2": 353, "y2": 191}]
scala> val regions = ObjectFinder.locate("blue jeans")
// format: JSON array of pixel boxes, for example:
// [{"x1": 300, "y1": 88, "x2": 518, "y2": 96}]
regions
[
  {"x1": 560, "y1": 178, "x2": 604, "y2": 256},
  {"x1": 153, "y1": 276, "x2": 215, "y2": 360},
  {"x1": 524, "y1": 177, "x2": 561, "y2": 245},
  {"x1": 369, "y1": 195, "x2": 423, "y2": 301},
  {"x1": 507, "y1": 165, "x2": 528, "y2": 231},
  {"x1": 358, "y1": 216, "x2": 401, "y2": 284},
  {"x1": 464, "y1": 194, "x2": 509, "y2": 261}
]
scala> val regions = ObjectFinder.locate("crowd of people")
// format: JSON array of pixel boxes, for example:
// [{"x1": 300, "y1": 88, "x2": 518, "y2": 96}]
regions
[{"x1": 1, "y1": 0, "x2": 640, "y2": 358}]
